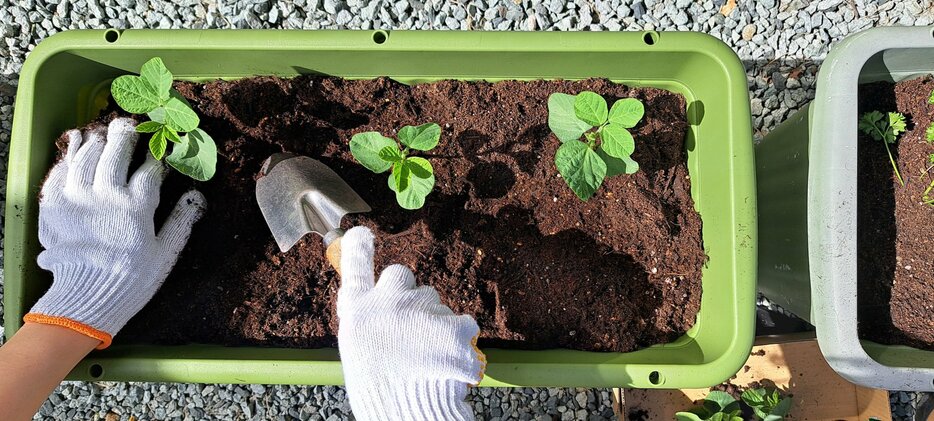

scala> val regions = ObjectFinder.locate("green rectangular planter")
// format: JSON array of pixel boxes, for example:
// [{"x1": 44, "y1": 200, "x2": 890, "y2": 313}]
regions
[
  {"x1": 4, "y1": 29, "x2": 755, "y2": 388},
  {"x1": 757, "y1": 26, "x2": 934, "y2": 391}
]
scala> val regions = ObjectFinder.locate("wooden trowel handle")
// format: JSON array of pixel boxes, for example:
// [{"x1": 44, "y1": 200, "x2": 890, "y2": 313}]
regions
[{"x1": 326, "y1": 236, "x2": 343, "y2": 276}]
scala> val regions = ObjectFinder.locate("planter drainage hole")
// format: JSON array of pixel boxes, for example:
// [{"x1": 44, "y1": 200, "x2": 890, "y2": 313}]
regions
[
  {"x1": 648, "y1": 371, "x2": 663, "y2": 385},
  {"x1": 373, "y1": 31, "x2": 388, "y2": 44},
  {"x1": 643, "y1": 31, "x2": 659, "y2": 45},
  {"x1": 104, "y1": 29, "x2": 120, "y2": 43},
  {"x1": 89, "y1": 364, "x2": 104, "y2": 378}
]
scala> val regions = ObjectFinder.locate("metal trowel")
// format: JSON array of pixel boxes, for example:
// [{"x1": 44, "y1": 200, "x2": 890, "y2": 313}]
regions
[{"x1": 256, "y1": 153, "x2": 371, "y2": 274}]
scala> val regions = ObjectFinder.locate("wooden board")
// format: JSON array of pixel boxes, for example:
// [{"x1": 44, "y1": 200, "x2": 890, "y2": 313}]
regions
[{"x1": 619, "y1": 339, "x2": 892, "y2": 420}]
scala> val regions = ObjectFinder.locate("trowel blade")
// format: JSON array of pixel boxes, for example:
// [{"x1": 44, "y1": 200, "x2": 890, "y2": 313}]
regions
[{"x1": 256, "y1": 153, "x2": 371, "y2": 252}]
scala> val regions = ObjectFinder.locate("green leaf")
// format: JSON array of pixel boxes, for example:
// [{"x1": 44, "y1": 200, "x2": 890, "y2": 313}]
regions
[
  {"x1": 597, "y1": 147, "x2": 639, "y2": 176},
  {"x1": 600, "y1": 125, "x2": 635, "y2": 159},
  {"x1": 166, "y1": 128, "x2": 217, "y2": 181},
  {"x1": 149, "y1": 130, "x2": 167, "y2": 160},
  {"x1": 548, "y1": 93, "x2": 593, "y2": 142},
  {"x1": 858, "y1": 111, "x2": 884, "y2": 140},
  {"x1": 163, "y1": 126, "x2": 181, "y2": 143},
  {"x1": 925, "y1": 122, "x2": 934, "y2": 143},
  {"x1": 378, "y1": 145, "x2": 404, "y2": 162},
  {"x1": 398, "y1": 123, "x2": 441, "y2": 151},
  {"x1": 392, "y1": 162, "x2": 411, "y2": 193},
  {"x1": 740, "y1": 388, "x2": 765, "y2": 408},
  {"x1": 555, "y1": 140, "x2": 607, "y2": 200},
  {"x1": 406, "y1": 157, "x2": 433, "y2": 179},
  {"x1": 388, "y1": 159, "x2": 435, "y2": 210},
  {"x1": 768, "y1": 397, "x2": 793, "y2": 418},
  {"x1": 704, "y1": 392, "x2": 737, "y2": 412},
  {"x1": 149, "y1": 91, "x2": 199, "y2": 132},
  {"x1": 929, "y1": 89, "x2": 934, "y2": 104},
  {"x1": 139, "y1": 57, "x2": 172, "y2": 102},
  {"x1": 111, "y1": 75, "x2": 163, "y2": 114},
  {"x1": 574, "y1": 91, "x2": 608, "y2": 126},
  {"x1": 350, "y1": 132, "x2": 397, "y2": 173},
  {"x1": 135, "y1": 121, "x2": 163, "y2": 133},
  {"x1": 674, "y1": 412, "x2": 705, "y2": 421},
  {"x1": 888, "y1": 112, "x2": 906, "y2": 138},
  {"x1": 608, "y1": 98, "x2": 645, "y2": 128}
]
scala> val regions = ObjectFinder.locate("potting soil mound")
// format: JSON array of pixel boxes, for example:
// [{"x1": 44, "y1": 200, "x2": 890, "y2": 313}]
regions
[
  {"x1": 857, "y1": 78, "x2": 934, "y2": 351},
  {"x1": 97, "y1": 77, "x2": 704, "y2": 352}
]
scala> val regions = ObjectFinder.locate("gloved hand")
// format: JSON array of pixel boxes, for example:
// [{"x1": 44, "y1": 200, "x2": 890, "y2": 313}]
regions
[
  {"x1": 337, "y1": 227, "x2": 486, "y2": 421},
  {"x1": 25, "y1": 118, "x2": 205, "y2": 349}
]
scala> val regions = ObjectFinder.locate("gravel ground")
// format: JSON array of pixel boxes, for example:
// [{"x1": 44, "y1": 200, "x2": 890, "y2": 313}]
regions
[{"x1": 2, "y1": 0, "x2": 934, "y2": 420}]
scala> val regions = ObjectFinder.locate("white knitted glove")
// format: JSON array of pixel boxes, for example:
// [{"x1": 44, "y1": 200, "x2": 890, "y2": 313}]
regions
[
  {"x1": 25, "y1": 118, "x2": 205, "y2": 349},
  {"x1": 337, "y1": 227, "x2": 486, "y2": 421}
]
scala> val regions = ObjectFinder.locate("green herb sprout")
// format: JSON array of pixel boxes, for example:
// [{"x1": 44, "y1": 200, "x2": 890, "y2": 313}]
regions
[
  {"x1": 924, "y1": 153, "x2": 934, "y2": 206},
  {"x1": 547, "y1": 91, "x2": 644, "y2": 200},
  {"x1": 111, "y1": 57, "x2": 217, "y2": 181},
  {"x1": 858, "y1": 111, "x2": 906, "y2": 186},
  {"x1": 740, "y1": 388, "x2": 793, "y2": 421},
  {"x1": 926, "y1": 123, "x2": 934, "y2": 143},
  {"x1": 675, "y1": 391, "x2": 743, "y2": 421},
  {"x1": 350, "y1": 123, "x2": 440, "y2": 210},
  {"x1": 929, "y1": 89, "x2": 934, "y2": 104},
  {"x1": 675, "y1": 388, "x2": 793, "y2": 421}
]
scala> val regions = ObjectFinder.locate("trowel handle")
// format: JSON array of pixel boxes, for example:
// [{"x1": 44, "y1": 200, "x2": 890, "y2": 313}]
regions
[{"x1": 326, "y1": 236, "x2": 343, "y2": 276}]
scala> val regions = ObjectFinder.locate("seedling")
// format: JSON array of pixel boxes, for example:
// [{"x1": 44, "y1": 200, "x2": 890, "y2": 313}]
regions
[
  {"x1": 111, "y1": 57, "x2": 217, "y2": 181},
  {"x1": 927, "y1": 123, "x2": 934, "y2": 144},
  {"x1": 547, "y1": 91, "x2": 644, "y2": 200},
  {"x1": 924, "y1": 154, "x2": 934, "y2": 206},
  {"x1": 740, "y1": 388, "x2": 792, "y2": 421},
  {"x1": 858, "y1": 111, "x2": 906, "y2": 186},
  {"x1": 349, "y1": 123, "x2": 439, "y2": 210},
  {"x1": 675, "y1": 391, "x2": 743, "y2": 421}
]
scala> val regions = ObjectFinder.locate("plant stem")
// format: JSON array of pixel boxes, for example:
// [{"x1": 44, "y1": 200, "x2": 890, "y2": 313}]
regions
[
  {"x1": 924, "y1": 178, "x2": 934, "y2": 206},
  {"x1": 881, "y1": 140, "x2": 905, "y2": 187}
]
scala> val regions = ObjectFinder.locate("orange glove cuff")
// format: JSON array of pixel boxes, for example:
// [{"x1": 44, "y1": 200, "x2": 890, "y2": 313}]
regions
[{"x1": 24, "y1": 313, "x2": 111, "y2": 350}]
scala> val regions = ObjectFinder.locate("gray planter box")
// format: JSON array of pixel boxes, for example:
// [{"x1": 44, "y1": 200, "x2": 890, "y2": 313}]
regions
[{"x1": 757, "y1": 26, "x2": 934, "y2": 391}]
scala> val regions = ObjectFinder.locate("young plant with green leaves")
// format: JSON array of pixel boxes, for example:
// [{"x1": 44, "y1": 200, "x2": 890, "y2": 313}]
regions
[
  {"x1": 547, "y1": 91, "x2": 644, "y2": 200},
  {"x1": 111, "y1": 57, "x2": 217, "y2": 181},
  {"x1": 858, "y1": 110, "x2": 906, "y2": 186},
  {"x1": 675, "y1": 391, "x2": 743, "y2": 421},
  {"x1": 350, "y1": 123, "x2": 440, "y2": 210},
  {"x1": 740, "y1": 388, "x2": 792, "y2": 421}
]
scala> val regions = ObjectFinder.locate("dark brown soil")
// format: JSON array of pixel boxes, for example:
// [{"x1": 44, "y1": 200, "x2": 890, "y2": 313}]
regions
[
  {"x1": 93, "y1": 76, "x2": 705, "y2": 352},
  {"x1": 857, "y1": 78, "x2": 934, "y2": 350}
]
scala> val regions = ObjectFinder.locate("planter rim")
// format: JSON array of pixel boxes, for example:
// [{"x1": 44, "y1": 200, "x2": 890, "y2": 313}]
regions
[{"x1": 809, "y1": 25, "x2": 934, "y2": 391}]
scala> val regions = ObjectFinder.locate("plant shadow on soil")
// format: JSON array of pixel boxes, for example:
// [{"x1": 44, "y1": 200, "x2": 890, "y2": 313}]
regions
[
  {"x1": 450, "y1": 205, "x2": 667, "y2": 351},
  {"x1": 855, "y1": 82, "x2": 901, "y2": 343}
]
